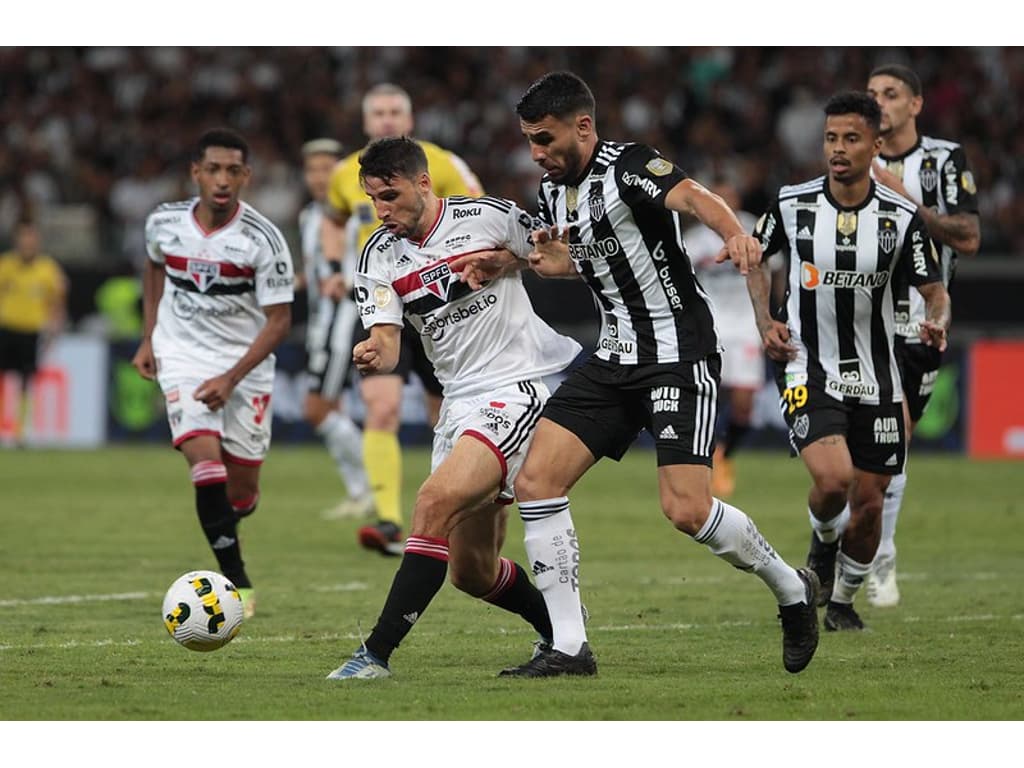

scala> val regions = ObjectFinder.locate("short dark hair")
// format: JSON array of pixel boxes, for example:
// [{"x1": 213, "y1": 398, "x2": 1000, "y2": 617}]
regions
[
  {"x1": 358, "y1": 137, "x2": 427, "y2": 183},
  {"x1": 824, "y1": 91, "x2": 882, "y2": 135},
  {"x1": 516, "y1": 71, "x2": 596, "y2": 123},
  {"x1": 195, "y1": 128, "x2": 249, "y2": 163},
  {"x1": 869, "y1": 64, "x2": 922, "y2": 97}
]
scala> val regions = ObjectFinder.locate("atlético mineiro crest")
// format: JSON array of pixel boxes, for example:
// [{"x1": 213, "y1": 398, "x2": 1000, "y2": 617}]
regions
[
  {"x1": 421, "y1": 262, "x2": 452, "y2": 299},
  {"x1": 588, "y1": 181, "x2": 605, "y2": 222},
  {"x1": 187, "y1": 258, "x2": 220, "y2": 292}
]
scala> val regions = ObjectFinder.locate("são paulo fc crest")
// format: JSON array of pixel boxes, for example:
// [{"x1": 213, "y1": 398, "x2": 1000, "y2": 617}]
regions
[
  {"x1": 186, "y1": 258, "x2": 220, "y2": 292},
  {"x1": 421, "y1": 262, "x2": 452, "y2": 299}
]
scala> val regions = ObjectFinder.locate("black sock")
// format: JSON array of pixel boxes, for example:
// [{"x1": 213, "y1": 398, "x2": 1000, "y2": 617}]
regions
[
  {"x1": 365, "y1": 539, "x2": 448, "y2": 663},
  {"x1": 482, "y1": 558, "x2": 553, "y2": 641},
  {"x1": 192, "y1": 462, "x2": 250, "y2": 588},
  {"x1": 722, "y1": 420, "x2": 751, "y2": 458}
]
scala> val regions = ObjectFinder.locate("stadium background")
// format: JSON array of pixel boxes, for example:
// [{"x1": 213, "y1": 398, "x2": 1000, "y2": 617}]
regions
[{"x1": 2, "y1": 46, "x2": 1022, "y2": 457}]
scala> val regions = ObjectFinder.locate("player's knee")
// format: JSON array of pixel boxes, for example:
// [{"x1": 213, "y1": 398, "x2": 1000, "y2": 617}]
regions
[
  {"x1": 410, "y1": 484, "x2": 455, "y2": 538},
  {"x1": 363, "y1": 396, "x2": 400, "y2": 431},
  {"x1": 661, "y1": 490, "x2": 712, "y2": 535},
  {"x1": 513, "y1": 463, "x2": 565, "y2": 502},
  {"x1": 814, "y1": 472, "x2": 853, "y2": 502}
]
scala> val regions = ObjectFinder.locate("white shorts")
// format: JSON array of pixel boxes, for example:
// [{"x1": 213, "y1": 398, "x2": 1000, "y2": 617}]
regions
[
  {"x1": 431, "y1": 380, "x2": 549, "y2": 504},
  {"x1": 159, "y1": 373, "x2": 273, "y2": 465},
  {"x1": 719, "y1": 333, "x2": 765, "y2": 390}
]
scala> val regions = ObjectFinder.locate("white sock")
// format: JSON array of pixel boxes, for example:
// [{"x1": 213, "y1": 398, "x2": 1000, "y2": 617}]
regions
[
  {"x1": 832, "y1": 550, "x2": 872, "y2": 604},
  {"x1": 877, "y1": 472, "x2": 906, "y2": 560},
  {"x1": 695, "y1": 499, "x2": 806, "y2": 606},
  {"x1": 317, "y1": 411, "x2": 370, "y2": 499},
  {"x1": 809, "y1": 504, "x2": 849, "y2": 544},
  {"x1": 519, "y1": 497, "x2": 587, "y2": 655}
]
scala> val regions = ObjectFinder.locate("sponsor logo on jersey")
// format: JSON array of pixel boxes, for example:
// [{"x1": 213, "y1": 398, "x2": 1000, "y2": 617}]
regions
[
  {"x1": 800, "y1": 262, "x2": 889, "y2": 290},
  {"x1": 443, "y1": 234, "x2": 473, "y2": 252},
  {"x1": 421, "y1": 262, "x2": 452, "y2": 299},
  {"x1": 651, "y1": 386, "x2": 680, "y2": 414},
  {"x1": 911, "y1": 230, "x2": 930, "y2": 277},
  {"x1": 944, "y1": 163, "x2": 959, "y2": 206},
  {"x1": 569, "y1": 237, "x2": 621, "y2": 261},
  {"x1": 838, "y1": 359, "x2": 862, "y2": 384},
  {"x1": 187, "y1": 258, "x2": 220, "y2": 292},
  {"x1": 171, "y1": 289, "x2": 244, "y2": 321},
  {"x1": 785, "y1": 372, "x2": 808, "y2": 387},
  {"x1": 598, "y1": 337, "x2": 634, "y2": 355},
  {"x1": 755, "y1": 211, "x2": 776, "y2": 248},
  {"x1": 826, "y1": 378, "x2": 877, "y2": 397},
  {"x1": 395, "y1": 252, "x2": 413, "y2": 267},
  {"x1": 266, "y1": 261, "x2": 293, "y2": 289},
  {"x1": 421, "y1": 293, "x2": 498, "y2": 340},
  {"x1": 451, "y1": 206, "x2": 481, "y2": 219},
  {"x1": 479, "y1": 407, "x2": 512, "y2": 431},
  {"x1": 621, "y1": 171, "x2": 662, "y2": 199},
  {"x1": 873, "y1": 416, "x2": 900, "y2": 444},
  {"x1": 645, "y1": 158, "x2": 673, "y2": 177}
]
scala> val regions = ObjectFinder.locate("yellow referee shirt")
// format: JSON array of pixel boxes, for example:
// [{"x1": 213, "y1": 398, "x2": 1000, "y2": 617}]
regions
[
  {"x1": 327, "y1": 139, "x2": 483, "y2": 253},
  {"x1": 0, "y1": 252, "x2": 64, "y2": 333}
]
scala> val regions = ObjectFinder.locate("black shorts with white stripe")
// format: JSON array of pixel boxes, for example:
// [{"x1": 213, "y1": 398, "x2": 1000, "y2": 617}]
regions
[
  {"x1": 541, "y1": 354, "x2": 721, "y2": 467},
  {"x1": 895, "y1": 341, "x2": 943, "y2": 423}
]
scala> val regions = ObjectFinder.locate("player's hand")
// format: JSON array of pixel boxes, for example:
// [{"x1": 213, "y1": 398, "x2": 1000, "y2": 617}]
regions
[
  {"x1": 132, "y1": 338, "x2": 156, "y2": 381},
  {"x1": 322, "y1": 273, "x2": 348, "y2": 302},
  {"x1": 872, "y1": 161, "x2": 913, "y2": 201},
  {"x1": 715, "y1": 234, "x2": 761, "y2": 276},
  {"x1": 528, "y1": 226, "x2": 571, "y2": 276},
  {"x1": 762, "y1": 320, "x2": 797, "y2": 362},
  {"x1": 919, "y1": 320, "x2": 948, "y2": 352},
  {"x1": 352, "y1": 338, "x2": 382, "y2": 374},
  {"x1": 193, "y1": 374, "x2": 235, "y2": 412},
  {"x1": 451, "y1": 248, "x2": 517, "y2": 290}
]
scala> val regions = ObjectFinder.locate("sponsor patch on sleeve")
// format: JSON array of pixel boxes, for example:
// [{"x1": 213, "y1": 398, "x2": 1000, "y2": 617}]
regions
[
  {"x1": 373, "y1": 285, "x2": 392, "y2": 308},
  {"x1": 645, "y1": 158, "x2": 673, "y2": 177},
  {"x1": 961, "y1": 170, "x2": 977, "y2": 194}
]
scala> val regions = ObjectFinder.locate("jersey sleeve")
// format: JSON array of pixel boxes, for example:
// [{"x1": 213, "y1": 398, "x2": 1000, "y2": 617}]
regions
[
  {"x1": 753, "y1": 195, "x2": 787, "y2": 263},
  {"x1": 354, "y1": 242, "x2": 403, "y2": 329},
  {"x1": 144, "y1": 211, "x2": 165, "y2": 265},
  {"x1": 901, "y1": 211, "x2": 943, "y2": 287},
  {"x1": 613, "y1": 144, "x2": 688, "y2": 209},
  {"x1": 254, "y1": 227, "x2": 295, "y2": 307},
  {"x1": 536, "y1": 185, "x2": 554, "y2": 227},
  {"x1": 940, "y1": 146, "x2": 979, "y2": 215},
  {"x1": 504, "y1": 201, "x2": 544, "y2": 260},
  {"x1": 434, "y1": 150, "x2": 484, "y2": 197}
]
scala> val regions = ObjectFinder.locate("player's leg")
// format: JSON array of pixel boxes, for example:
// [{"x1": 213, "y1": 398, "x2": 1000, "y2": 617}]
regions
[
  {"x1": 358, "y1": 369, "x2": 406, "y2": 553},
  {"x1": 328, "y1": 418, "x2": 508, "y2": 679},
  {"x1": 652, "y1": 355, "x2": 818, "y2": 673},
  {"x1": 711, "y1": 336, "x2": 763, "y2": 498}
]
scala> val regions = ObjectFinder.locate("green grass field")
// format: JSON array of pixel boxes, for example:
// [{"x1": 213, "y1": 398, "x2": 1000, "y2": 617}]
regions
[{"x1": 1, "y1": 445, "x2": 1022, "y2": 723}]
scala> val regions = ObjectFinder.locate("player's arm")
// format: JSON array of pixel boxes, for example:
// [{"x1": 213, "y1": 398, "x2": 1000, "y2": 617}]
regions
[
  {"x1": 746, "y1": 199, "x2": 795, "y2": 361},
  {"x1": 665, "y1": 179, "x2": 760, "y2": 275},
  {"x1": 916, "y1": 208, "x2": 979, "y2": 257},
  {"x1": 320, "y1": 161, "x2": 355, "y2": 300},
  {"x1": 353, "y1": 323, "x2": 401, "y2": 375},
  {"x1": 132, "y1": 247, "x2": 166, "y2": 381},
  {"x1": 916, "y1": 281, "x2": 950, "y2": 352},
  {"x1": 903, "y1": 213, "x2": 951, "y2": 351}
]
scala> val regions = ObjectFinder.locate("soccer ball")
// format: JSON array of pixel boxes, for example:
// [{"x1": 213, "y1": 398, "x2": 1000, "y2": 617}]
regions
[{"x1": 162, "y1": 570, "x2": 244, "y2": 652}]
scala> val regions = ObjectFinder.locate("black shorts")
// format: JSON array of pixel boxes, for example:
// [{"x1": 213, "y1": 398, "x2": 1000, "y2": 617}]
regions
[
  {"x1": 777, "y1": 380, "x2": 906, "y2": 475},
  {"x1": 0, "y1": 329, "x2": 40, "y2": 377},
  {"x1": 541, "y1": 355, "x2": 721, "y2": 467},
  {"x1": 351, "y1": 323, "x2": 443, "y2": 396},
  {"x1": 306, "y1": 299, "x2": 360, "y2": 400},
  {"x1": 895, "y1": 342, "x2": 943, "y2": 423}
]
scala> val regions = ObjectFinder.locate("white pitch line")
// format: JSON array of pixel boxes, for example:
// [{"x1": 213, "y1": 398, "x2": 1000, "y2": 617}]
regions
[
  {"x1": 0, "y1": 614, "x2": 1021, "y2": 653},
  {"x1": 0, "y1": 591, "x2": 153, "y2": 608}
]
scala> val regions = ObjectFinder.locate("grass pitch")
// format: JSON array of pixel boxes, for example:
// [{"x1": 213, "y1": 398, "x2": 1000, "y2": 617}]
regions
[{"x1": 1, "y1": 445, "x2": 1021, "y2": 725}]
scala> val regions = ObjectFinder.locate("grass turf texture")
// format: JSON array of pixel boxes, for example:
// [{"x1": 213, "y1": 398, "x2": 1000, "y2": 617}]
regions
[{"x1": 1, "y1": 446, "x2": 1021, "y2": 720}]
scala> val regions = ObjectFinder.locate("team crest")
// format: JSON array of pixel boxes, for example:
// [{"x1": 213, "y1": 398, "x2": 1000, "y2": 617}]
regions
[
  {"x1": 793, "y1": 414, "x2": 810, "y2": 440},
  {"x1": 877, "y1": 221, "x2": 897, "y2": 254},
  {"x1": 920, "y1": 163, "x2": 939, "y2": 193},
  {"x1": 420, "y1": 262, "x2": 452, "y2": 299},
  {"x1": 588, "y1": 182, "x2": 605, "y2": 221},
  {"x1": 186, "y1": 258, "x2": 219, "y2": 292},
  {"x1": 836, "y1": 212, "x2": 857, "y2": 237},
  {"x1": 645, "y1": 158, "x2": 672, "y2": 177}
]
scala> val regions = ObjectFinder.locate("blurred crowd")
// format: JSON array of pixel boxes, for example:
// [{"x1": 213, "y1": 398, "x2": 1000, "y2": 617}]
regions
[{"x1": 1, "y1": 46, "x2": 1021, "y2": 272}]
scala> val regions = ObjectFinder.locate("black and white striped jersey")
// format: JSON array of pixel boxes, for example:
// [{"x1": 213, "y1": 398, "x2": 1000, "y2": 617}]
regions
[
  {"x1": 536, "y1": 140, "x2": 719, "y2": 366},
  {"x1": 755, "y1": 177, "x2": 941, "y2": 405},
  {"x1": 876, "y1": 135, "x2": 978, "y2": 345}
]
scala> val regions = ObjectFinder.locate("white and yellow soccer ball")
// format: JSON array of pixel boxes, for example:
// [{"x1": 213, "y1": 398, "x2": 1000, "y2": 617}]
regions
[{"x1": 162, "y1": 570, "x2": 244, "y2": 652}]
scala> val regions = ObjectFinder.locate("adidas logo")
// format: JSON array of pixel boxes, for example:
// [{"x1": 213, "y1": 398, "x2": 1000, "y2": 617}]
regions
[
  {"x1": 659, "y1": 425, "x2": 679, "y2": 440},
  {"x1": 532, "y1": 560, "x2": 553, "y2": 576},
  {"x1": 403, "y1": 611, "x2": 419, "y2": 625},
  {"x1": 395, "y1": 253, "x2": 413, "y2": 267},
  {"x1": 211, "y1": 535, "x2": 236, "y2": 550},
  {"x1": 884, "y1": 454, "x2": 898, "y2": 467},
  {"x1": 797, "y1": 225, "x2": 813, "y2": 240}
]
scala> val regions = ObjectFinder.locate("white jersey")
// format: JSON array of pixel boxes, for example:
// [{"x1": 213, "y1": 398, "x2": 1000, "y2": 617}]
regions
[
  {"x1": 355, "y1": 195, "x2": 581, "y2": 399},
  {"x1": 686, "y1": 210, "x2": 761, "y2": 342},
  {"x1": 145, "y1": 198, "x2": 295, "y2": 388}
]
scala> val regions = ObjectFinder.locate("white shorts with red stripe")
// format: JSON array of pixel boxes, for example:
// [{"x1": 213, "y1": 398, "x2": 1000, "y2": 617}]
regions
[
  {"x1": 430, "y1": 380, "x2": 549, "y2": 503},
  {"x1": 159, "y1": 370, "x2": 274, "y2": 465}
]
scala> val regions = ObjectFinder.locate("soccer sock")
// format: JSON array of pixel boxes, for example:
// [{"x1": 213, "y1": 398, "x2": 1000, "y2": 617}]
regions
[
  {"x1": 191, "y1": 461, "x2": 250, "y2": 589},
  {"x1": 695, "y1": 498, "x2": 806, "y2": 605},
  {"x1": 364, "y1": 429, "x2": 402, "y2": 526},
  {"x1": 722, "y1": 420, "x2": 751, "y2": 458},
  {"x1": 317, "y1": 411, "x2": 370, "y2": 499},
  {"x1": 832, "y1": 550, "x2": 872, "y2": 604},
  {"x1": 808, "y1": 504, "x2": 850, "y2": 544},
  {"x1": 481, "y1": 557, "x2": 553, "y2": 641},
  {"x1": 364, "y1": 536, "x2": 449, "y2": 663},
  {"x1": 878, "y1": 471, "x2": 906, "y2": 560},
  {"x1": 519, "y1": 497, "x2": 587, "y2": 655}
]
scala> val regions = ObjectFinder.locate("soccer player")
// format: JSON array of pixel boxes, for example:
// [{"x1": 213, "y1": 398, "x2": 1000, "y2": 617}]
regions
[
  {"x1": 685, "y1": 181, "x2": 773, "y2": 498},
  {"x1": 325, "y1": 137, "x2": 580, "y2": 680},
  {"x1": 0, "y1": 219, "x2": 66, "y2": 446},
  {"x1": 749, "y1": 91, "x2": 950, "y2": 631},
  {"x1": 321, "y1": 83, "x2": 484, "y2": 556},
  {"x1": 865, "y1": 64, "x2": 981, "y2": 607},
  {"x1": 459, "y1": 71, "x2": 820, "y2": 677},
  {"x1": 132, "y1": 128, "x2": 294, "y2": 620},
  {"x1": 297, "y1": 138, "x2": 374, "y2": 520}
]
